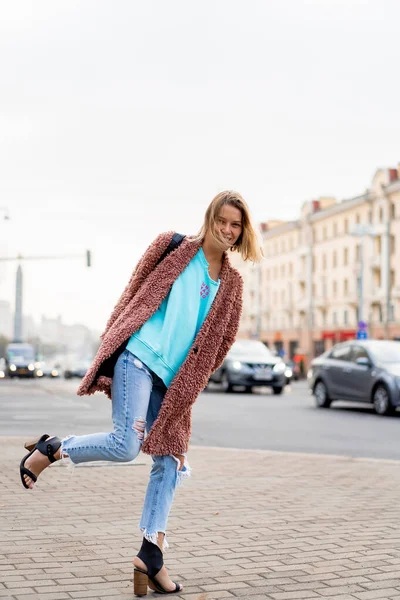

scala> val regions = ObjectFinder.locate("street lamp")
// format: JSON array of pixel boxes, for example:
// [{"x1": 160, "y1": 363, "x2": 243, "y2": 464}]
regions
[{"x1": 349, "y1": 223, "x2": 377, "y2": 334}]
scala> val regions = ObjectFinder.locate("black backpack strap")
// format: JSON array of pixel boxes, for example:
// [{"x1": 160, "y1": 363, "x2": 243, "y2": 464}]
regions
[{"x1": 156, "y1": 232, "x2": 186, "y2": 266}]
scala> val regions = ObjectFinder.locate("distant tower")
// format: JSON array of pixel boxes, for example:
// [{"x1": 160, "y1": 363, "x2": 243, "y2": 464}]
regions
[{"x1": 14, "y1": 264, "x2": 23, "y2": 342}]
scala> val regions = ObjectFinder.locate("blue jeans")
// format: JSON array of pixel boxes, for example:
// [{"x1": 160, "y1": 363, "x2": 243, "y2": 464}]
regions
[{"x1": 61, "y1": 349, "x2": 189, "y2": 548}]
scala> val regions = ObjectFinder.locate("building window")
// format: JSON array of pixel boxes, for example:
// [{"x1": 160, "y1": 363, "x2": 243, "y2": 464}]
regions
[
  {"x1": 274, "y1": 266, "x2": 278, "y2": 279},
  {"x1": 333, "y1": 250, "x2": 337, "y2": 268},
  {"x1": 333, "y1": 281, "x2": 337, "y2": 296},
  {"x1": 356, "y1": 244, "x2": 361, "y2": 262},
  {"x1": 333, "y1": 311, "x2": 337, "y2": 325},
  {"x1": 368, "y1": 209, "x2": 373, "y2": 223},
  {"x1": 344, "y1": 279, "x2": 348, "y2": 296},
  {"x1": 391, "y1": 235, "x2": 395, "y2": 255},
  {"x1": 356, "y1": 213, "x2": 360, "y2": 224},
  {"x1": 314, "y1": 340, "x2": 326, "y2": 357},
  {"x1": 344, "y1": 310, "x2": 348, "y2": 325},
  {"x1": 391, "y1": 202, "x2": 396, "y2": 219},
  {"x1": 333, "y1": 222, "x2": 337, "y2": 236},
  {"x1": 343, "y1": 247, "x2": 348, "y2": 265},
  {"x1": 379, "y1": 207, "x2": 383, "y2": 222},
  {"x1": 289, "y1": 263, "x2": 293, "y2": 276},
  {"x1": 323, "y1": 227, "x2": 327, "y2": 240},
  {"x1": 323, "y1": 253, "x2": 327, "y2": 270},
  {"x1": 344, "y1": 219, "x2": 349, "y2": 233}
]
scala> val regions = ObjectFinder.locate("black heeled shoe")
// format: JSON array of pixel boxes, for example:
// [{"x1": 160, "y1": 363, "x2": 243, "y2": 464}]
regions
[
  {"x1": 133, "y1": 538, "x2": 182, "y2": 596},
  {"x1": 20, "y1": 434, "x2": 61, "y2": 489}
]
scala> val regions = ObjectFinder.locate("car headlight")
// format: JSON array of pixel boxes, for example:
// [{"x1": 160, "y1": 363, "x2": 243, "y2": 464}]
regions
[
  {"x1": 0, "y1": 371, "x2": 5, "y2": 378},
  {"x1": 10, "y1": 364, "x2": 16, "y2": 371},
  {"x1": 273, "y1": 362, "x2": 286, "y2": 374},
  {"x1": 285, "y1": 368, "x2": 293, "y2": 378},
  {"x1": 51, "y1": 369, "x2": 58, "y2": 377},
  {"x1": 28, "y1": 364, "x2": 35, "y2": 371},
  {"x1": 36, "y1": 369, "x2": 43, "y2": 377},
  {"x1": 231, "y1": 361, "x2": 243, "y2": 371}
]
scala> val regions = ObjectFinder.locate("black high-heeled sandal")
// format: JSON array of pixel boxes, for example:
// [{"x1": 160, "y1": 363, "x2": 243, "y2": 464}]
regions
[
  {"x1": 20, "y1": 434, "x2": 61, "y2": 489},
  {"x1": 133, "y1": 538, "x2": 182, "y2": 596}
]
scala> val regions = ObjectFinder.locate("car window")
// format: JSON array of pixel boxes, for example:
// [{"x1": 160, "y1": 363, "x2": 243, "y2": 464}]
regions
[
  {"x1": 351, "y1": 346, "x2": 370, "y2": 363},
  {"x1": 329, "y1": 345, "x2": 352, "y2": 361}
]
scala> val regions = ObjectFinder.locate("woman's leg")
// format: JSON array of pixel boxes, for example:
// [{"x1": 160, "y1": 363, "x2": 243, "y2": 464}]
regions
[
  {"x1": 22, "y1": 350, "x2": 152, "y2": 488},
  {"x1": 61, "y1": 351, "x2": 152, "y2": 463},
  {"x1": 133, "y1": 373, "x2": 187, "y2": 592}
]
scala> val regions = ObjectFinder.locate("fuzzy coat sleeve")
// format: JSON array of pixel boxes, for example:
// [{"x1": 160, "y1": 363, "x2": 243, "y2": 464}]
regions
[
  {"x1": 100, "y1": 231, "x2": 174, "y2": 338},
  {"x1": 212, "y1": 273, "x2": 243, "y2": 372}
]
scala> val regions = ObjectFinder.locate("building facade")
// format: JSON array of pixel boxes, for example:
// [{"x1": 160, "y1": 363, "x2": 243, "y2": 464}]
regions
[{"x1": 235, "y1": 164, "x2": 400, "y2": 365}]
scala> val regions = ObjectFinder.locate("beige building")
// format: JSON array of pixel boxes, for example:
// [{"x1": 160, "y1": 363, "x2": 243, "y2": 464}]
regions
[{"x1": 235, "y1": 163, "x2": 400, "y2": 367}]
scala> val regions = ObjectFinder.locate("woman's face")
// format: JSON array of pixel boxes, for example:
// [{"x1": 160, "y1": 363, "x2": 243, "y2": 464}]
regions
[{"x1": 214, "y1": 204, "x2": 243, "y2": 248}]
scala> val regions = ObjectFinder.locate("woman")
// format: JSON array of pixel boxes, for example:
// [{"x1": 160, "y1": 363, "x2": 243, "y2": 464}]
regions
[{"x1": 19, "y1": 191, "x2": 262, "y2": 596}]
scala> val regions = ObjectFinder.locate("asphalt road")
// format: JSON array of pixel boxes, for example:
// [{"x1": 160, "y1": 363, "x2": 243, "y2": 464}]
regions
[{"x1": 1, "y1": 377, "x2": 399, "y2": 459}]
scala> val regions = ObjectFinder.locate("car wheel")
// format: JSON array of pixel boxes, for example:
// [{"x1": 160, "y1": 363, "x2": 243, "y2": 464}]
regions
[
  {"x1": 373, "y1": 384, "x2": 394, "y2": 416},
  {"x1": 273, "y1": 386, "x2": 283, "y2": 395},
  {"x1": 221, "y1": 372, "x2": 234, "y2": 393},
  {"x1": 314, "y1": 380, "x2": 331, "y2": 408}
]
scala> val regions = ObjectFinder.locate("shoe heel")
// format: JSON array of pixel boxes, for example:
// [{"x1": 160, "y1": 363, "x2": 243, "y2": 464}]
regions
[
  {"x1": 24, "y1": 434, "x2": 50, "y2": 452},
  {"x1": 24, "y1": 438, "x2": 39, "y2": 451},
  {"x1": 134, "y1": 569, "x2": 148, "y2": 596}
]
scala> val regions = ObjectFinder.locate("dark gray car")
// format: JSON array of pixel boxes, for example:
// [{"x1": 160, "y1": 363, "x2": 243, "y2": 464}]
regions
[
  {"x1": 308, "y1": 340, "x2": 400, "y2": 415},
  {"x1": 209, "y1": 339, "x2": 287, "y2": 394}
]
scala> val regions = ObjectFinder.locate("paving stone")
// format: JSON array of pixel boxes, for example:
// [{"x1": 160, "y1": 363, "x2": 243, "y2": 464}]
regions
[{"x1": 2, "y1": 440, "x2": 400, "y2": 600}]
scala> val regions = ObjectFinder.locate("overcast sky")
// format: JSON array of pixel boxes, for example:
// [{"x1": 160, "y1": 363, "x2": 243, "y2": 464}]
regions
[{"x1": 1, "y1": 0, "x2": 399, "y2": 333}]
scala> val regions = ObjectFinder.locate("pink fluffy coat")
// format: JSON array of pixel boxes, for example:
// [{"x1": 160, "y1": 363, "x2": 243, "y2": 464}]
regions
[{"x1": 77, "y1": 232, "x2": 243, "y2": 456}]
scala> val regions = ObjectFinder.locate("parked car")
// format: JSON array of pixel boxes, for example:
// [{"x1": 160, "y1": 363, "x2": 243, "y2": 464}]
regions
[
  {"x1": 209, "y1": 339, "x2": 287, "y2": 394},
  {"x1": 308, "y1": 340, "x2": 400, "y2": 415},
  {"x1": 5, "y1": 342, "x2": 36, "y2": 378},
  {"x1": 35, "y1": 361, "x2": 61, "y2": 378},
  {"x1": 64, "y1": 360, "x2": 89, "y2": 380}
]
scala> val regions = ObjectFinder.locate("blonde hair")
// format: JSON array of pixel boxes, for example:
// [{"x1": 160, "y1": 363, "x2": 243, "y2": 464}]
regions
[{"x1": 192, "y1": 191, "x2": 263, "y2": 262}]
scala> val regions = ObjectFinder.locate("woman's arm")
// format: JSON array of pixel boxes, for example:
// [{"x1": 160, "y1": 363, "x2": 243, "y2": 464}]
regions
[{"x1": 100, "y1": 231, "x2": 173, "y2": 338}]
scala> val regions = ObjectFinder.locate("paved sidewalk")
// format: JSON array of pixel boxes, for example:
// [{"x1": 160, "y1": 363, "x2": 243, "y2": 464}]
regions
[{"x1": 2, "y1": 439, "x2": 400, "y2": 600}]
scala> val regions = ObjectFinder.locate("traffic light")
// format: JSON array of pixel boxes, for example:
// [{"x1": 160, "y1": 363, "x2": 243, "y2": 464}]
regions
[{"x1": 86, "y1": 250, "x2": 92, "y2": 267}]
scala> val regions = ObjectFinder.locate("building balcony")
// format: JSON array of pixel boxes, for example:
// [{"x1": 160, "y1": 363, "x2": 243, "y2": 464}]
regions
[
  {"x1": 371, "y1": 288, "x2": 385, "y2": 303},
  {"x1": 297, "y1": 295, "x2": 309, "y2": 311},
  {"x1": 298, "y1": 245, "x2": 310, "y2": 257},
  {"x1": 314, "y1": 296, "x2": 327, "y2": 309},
  {"x1": 297, "y1": 270, "x2": 307, "y2": 283},
  {"x1": 370, "y1": 255, "x2": 381, "y2": 269},
  {"x1": 281, "y1": 302, "x2": 294, "y2": 312}
]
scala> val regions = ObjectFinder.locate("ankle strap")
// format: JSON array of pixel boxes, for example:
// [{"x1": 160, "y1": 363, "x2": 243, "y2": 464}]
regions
[
  {"x1": 36, "y1": 436, "x2": 61, "y2": 463},
  {"x1": 137, "y1": 537, "x2": 163, "y2": 579}
]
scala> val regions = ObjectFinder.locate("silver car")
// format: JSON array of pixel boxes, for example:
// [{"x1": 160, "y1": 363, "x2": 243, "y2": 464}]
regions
[
  {"x1": 209, "y1": 340, "x2": 287, "y2": 394},
  {"x1": 308, "y1": 340, "x2": 400, "y2": 415}
]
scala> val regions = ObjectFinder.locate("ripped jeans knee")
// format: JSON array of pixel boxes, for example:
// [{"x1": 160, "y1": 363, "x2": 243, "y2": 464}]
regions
[
  {"x1": 132, "y1": 417, "x2": 146, "y2": 442},
  {"x1": 171, "y1": 453, "x2": 191, "y2": 485}
]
